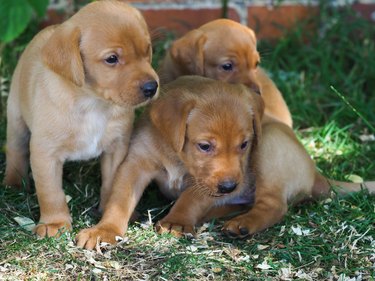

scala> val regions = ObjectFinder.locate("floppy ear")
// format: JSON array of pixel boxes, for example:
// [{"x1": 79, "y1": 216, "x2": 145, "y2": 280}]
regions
[
  {"x1": 170, "y1": 29, "x2": 207, "y2": 75},
  {"x1": 150, "y1": 95, "x2": 196, "y2": 152},
  {"x1": 247, "y1": 87, "x2": 265, "y2": 146},
  {"x1": 42, "y1": 24, "x2": 84, "y2": 87}
]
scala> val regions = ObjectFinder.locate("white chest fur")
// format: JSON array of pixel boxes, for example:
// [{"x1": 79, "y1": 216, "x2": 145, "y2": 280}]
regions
[
  {"x1": 66, "y1": 97, "x2": 122, "y2": 161},
  {"x1": 156, "y1": 162, "x2": 187, "y2": 200},
  {"x1": 68, "y1": 111, "x2": 106, "y2": 161}
]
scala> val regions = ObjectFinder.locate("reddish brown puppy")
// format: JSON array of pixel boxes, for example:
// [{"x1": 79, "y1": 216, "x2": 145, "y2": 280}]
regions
[
  {"x1": 4, "y1": 0, "x2": 159, "y2": 237},
  {"x1": 76, "y1": 76, "x2": 263, "y2": 249},
  {"x1": 158, "y1": 19, "x2": 292, "y2": 127}
]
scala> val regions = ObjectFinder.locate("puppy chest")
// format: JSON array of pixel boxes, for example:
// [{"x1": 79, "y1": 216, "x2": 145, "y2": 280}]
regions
[
  {"x1": 67, "y1": 111, "x2": 111, "y2": 161},
  {"x1": 165, "y1": 164, "x2": 187, "y2": 195}
]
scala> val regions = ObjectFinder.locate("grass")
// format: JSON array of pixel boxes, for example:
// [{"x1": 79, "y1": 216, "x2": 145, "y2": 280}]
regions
[{"x1": 1, "y1": 3, "x2": 375, "y2": 280}]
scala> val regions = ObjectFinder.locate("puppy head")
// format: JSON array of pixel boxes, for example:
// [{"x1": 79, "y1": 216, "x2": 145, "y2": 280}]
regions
[
  {"x1": 169, "y1": 19, "x2": 261, "y2": 94},
  {"x1": 151, "y1": 76, "x2": 264, "y2": 198},
  {"x1": 42, "y1": 1, "x2": 159, "y2": 107},
  {"x1": 169, "y1": 29, "x2": 207, "y2": 76}
]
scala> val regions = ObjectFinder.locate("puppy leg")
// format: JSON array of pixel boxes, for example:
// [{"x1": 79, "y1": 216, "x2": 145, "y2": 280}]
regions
[
  {"x1": 30, "y1": 141, "x2": 72, "y2": 237},
  {"x1": 76, "y1": 154, "x2": 159, "y2": 250},
  {"x1": 223, "y1": 122, "x2": 316, "y2": 237},
  {"x1": 99, "y1": 142, "x2": 129, "y2": 212},
  {"x1": 223, "y1": 184, "x2": 287, "y2": 237},
  {"x1": 4, "y1": 111, "x2": 30, "y2": 189},
  {"x1": 156, "y1": 187, "x2": 216, "y2": 237}
]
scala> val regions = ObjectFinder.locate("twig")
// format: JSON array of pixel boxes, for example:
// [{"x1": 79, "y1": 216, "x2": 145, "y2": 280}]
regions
[{"x1": 330, "y1": 85, "x2": 375, "y2": 133}]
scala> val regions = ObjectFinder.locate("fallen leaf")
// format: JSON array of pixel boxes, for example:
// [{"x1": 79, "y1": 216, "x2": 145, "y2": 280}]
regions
[
  {"x1": 257, "y1": 244, "x2": 269, "y2": 250},
  {"x1": 346, "y1": 174, "x2": 363, "y2": 184},
  {"x1": 256, "y1": 260, "x2": 272, "y2": 270},
  {"x1": 14, "y1": 216, "x2": 35, "y2": 232},
  {"x1": 291, "y1": 226, "x2": 303, "y2": 236},
  {"x1": 65, "y1": 195, "x2": 72, "y2": 203},
  {"x1": 291, "y1": 225, "x2": 311, "y2": 236}
]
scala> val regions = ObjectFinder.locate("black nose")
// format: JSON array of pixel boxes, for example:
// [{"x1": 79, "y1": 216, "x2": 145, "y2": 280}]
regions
[
  {"x1": 217, "y1": 180, "x2": 237, "y2": 194},
  {"x1": 141, "y1": 80, "x2": 158, "y2": 99}
]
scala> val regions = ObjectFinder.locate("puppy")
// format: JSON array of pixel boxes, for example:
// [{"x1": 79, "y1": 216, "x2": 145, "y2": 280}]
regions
[
  {"x1": 4, "y1": 1, "x2": 159, "y2": 237},
  {"x1": 76, "y1": 76, "x2": 374, "y2": 249},
  {"x1": 159, "y1": 120, "x2": 375, "y2": 238},
  {"x1": 75, "y1": 76, "x2": 263, "y2": 249},
  {"x1": 158, "y1": 19, "x2": 292, "y2": 127}
]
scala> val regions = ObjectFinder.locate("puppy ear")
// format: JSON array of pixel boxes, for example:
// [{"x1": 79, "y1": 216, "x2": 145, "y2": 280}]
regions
[
  {"x1": 247, "y1": 27, "x2": 257, "y2": 46},
  {"x1": 42, "y1": 24, "x2": 84, "y2": 87},
  {"x1": 150, "y1": 95, "x2": 196, "y2": 152},
  {"x1": 248, "y1": 87, "x2": 264, "y2": 119},
  {"x1": 170, "y1": 29, "x2": 207, "y2": 75},
  {"x1": 247, "y1": 87, "x2": 265, "y2": 146}
]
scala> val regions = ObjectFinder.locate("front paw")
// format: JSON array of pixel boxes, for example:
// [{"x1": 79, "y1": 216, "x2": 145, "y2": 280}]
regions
[
  {"x1": 34, "y1": 221, "x2": 72, "y2": 238},
  {"x1": 75, "y1": 224, "x2": 122, "y2": 250},
  {"x1": 222, "y1": 214, "x2": 258, "y2": 238},
  {"x1": 155, "y1": 219, "x2": 196, "y2": 238}
]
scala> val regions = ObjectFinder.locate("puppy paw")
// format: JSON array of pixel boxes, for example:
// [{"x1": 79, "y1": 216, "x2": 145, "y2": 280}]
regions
[
  {"x1": 222, "y1": 215, "x2": 258, "y2": 238},
  {"x1": 75, "y1": 225, "x2": 122, "y2": 250},
  {"x1": 155, "y1": 220, "x2": 196, "y2": 238},
  {"x1": 34, "y1": 221, "x2": 72, "y2": 238}
]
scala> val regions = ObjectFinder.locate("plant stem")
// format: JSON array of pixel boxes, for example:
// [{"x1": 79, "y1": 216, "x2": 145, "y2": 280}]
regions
[{"x1": 330, "y1": 85, "x2": 375, "y2": 133}]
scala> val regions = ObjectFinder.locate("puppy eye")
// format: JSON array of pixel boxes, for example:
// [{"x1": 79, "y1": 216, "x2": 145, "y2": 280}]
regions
[
  {"x1": 240, "y1": 141, "x2": 249, "y2": 151},
  {"x1": 197, "y1": 142, "x2": 212, "y2": 153},
  {"x1": 221, "y1": 62, "x2": 233, "y2": 72},
  {"x1": 255, "y1": 61, "x2": 260, "y2": 68},
  {"x1": 105, "y1": 55, "x2": 119, "y2": 65}
]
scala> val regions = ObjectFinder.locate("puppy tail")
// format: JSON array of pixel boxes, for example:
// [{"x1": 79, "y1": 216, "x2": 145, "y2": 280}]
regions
[{"x1": 312, "y1": 171, "x2": 375, "y2": 198}]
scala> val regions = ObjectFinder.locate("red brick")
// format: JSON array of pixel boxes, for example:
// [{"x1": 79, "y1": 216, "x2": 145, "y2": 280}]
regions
[
  {"x1": 248, "y1": 5, "x2": 319, "y2": 40},
  {"x1": 352, "y1": 3, "x2": 375, "y2": 22},
  {"x1": 140, "y1": 8, "x2": 240, "y2": 37},
  {"x1": 40, "y1": 9, "x2": 70, "y2": 29}
]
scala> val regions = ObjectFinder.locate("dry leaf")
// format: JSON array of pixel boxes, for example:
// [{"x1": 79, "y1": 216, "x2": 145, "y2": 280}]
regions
[
  {"x1": 256, "y1": 260, "x2": 272, "y2": 270},
  {"x1": 14, "y1": 216, "x2": 36, "y2": 232}
]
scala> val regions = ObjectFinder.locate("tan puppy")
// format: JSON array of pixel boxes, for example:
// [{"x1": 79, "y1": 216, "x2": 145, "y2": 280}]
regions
[
  {"x1": 159, "y1": 121, "x2": 375, "y2": 238},
  {"x1": 76, "y1": 76, "x2": 263, "y2": 249},
  {"x1": 158, "y1": 19, "x2": 292, "y2": 127},
  {"x1": 4, "y1": 1, "x2": 159, "y2": 237},
  {"x1": 76, "y1": 76, "x2": 374, "y2": 249}
]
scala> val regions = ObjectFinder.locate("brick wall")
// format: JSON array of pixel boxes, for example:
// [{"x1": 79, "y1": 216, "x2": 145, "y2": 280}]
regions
[{"x1": 45, "y1": 0, "x2": 375, "y2": 40}]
